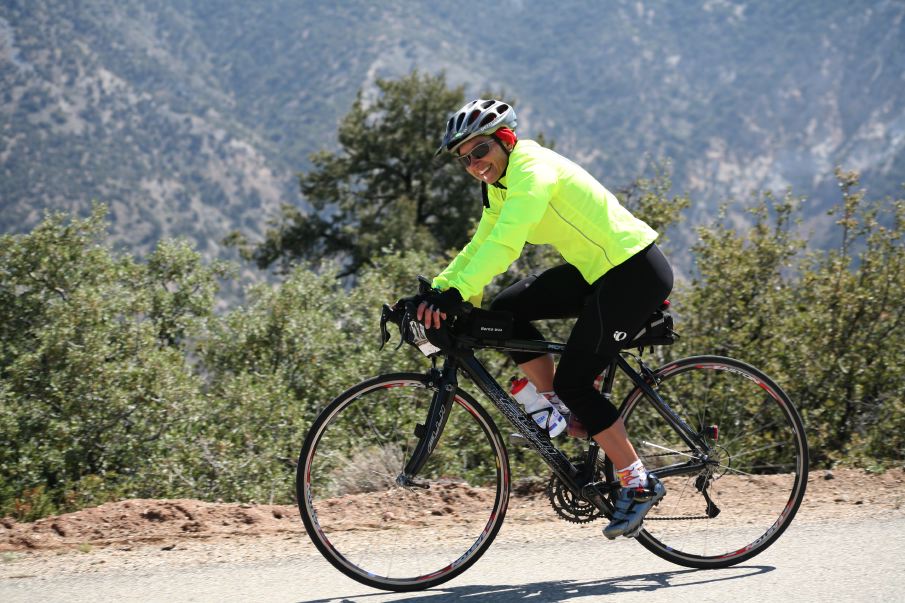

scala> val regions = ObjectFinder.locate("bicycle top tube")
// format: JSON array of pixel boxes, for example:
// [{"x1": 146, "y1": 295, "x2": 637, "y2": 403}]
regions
[
  {"x1": 380, "y1": 285, "x2": 675, "y2": 360},
  {"x1": 449, "y1": 312, "x2": 676, "y2": 357},
  {"x1": 456, "y1": 335, "x2": 567, "y2": 356}
]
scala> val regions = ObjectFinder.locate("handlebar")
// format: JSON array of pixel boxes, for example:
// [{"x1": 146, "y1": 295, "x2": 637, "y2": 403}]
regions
[{"x1": 379, "y1": 276, "x2": 473, "y2": 357}]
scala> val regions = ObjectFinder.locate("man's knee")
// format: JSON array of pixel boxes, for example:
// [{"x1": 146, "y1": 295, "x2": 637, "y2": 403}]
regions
[
  {"x1": 551, "y1": 371, "x2": 587, "y2": 409},
  {"x1": 553, "y1": 364, "x2": 621, "y2": 433}
]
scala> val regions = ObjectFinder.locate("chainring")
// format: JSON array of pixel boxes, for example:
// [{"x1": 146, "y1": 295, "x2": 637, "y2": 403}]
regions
[{"x1": 546, "y1": 458, "x2": 606, "y2": 524}]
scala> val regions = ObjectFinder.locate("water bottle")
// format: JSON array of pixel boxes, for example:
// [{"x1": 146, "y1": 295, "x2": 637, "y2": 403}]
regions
[
  {"x1": 540, "y1": 390, "x2": 588, "y2": 440},
  {"x1": 539, "y1": 390, "x2": 570, "y2": 416},
  {"x1": 509, "y1": 377, "x2": 566, "y2": 437}
]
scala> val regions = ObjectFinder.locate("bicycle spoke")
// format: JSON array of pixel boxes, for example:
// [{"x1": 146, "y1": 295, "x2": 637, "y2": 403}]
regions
[
  {"x1": 299, "y1": 375, "x2": 509, "y2": 591},
  {"x1": 616, "y1": 356, "x2": 808, "y2": 568},
  {"x1": 638, "y1": 440, "x2": 696, "y2": 459},
  {"x1": 724, "y1": 441, "x2": 790, "y2": 463}
]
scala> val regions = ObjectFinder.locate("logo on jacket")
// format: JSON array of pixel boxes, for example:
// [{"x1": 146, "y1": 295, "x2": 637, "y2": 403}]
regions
[{"x1": 613, "y1": 331, "x2": 627, "y2": 342}]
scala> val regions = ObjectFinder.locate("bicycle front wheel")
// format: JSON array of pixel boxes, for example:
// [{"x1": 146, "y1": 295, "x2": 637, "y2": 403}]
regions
[
  {"x1": 617, "y1": 355, "x2": 808, "y2": 568},
  {"x1": 297, "y1": 372, "x2": 510, "y2": 592}
]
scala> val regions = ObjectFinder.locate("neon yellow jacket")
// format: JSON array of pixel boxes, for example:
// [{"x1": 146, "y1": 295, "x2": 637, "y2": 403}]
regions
[{"x1": 432, "y1": 140, "x2": 658, "y2": 305}]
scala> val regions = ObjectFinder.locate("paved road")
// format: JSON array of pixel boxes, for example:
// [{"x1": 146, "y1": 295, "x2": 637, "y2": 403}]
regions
[{"x1": 3, "y1": 516, "x2": 903, "y2": 602}]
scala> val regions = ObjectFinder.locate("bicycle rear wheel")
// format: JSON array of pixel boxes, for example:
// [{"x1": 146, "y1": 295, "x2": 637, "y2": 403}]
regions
[
  {"x1": 616, "y1": 355, "x2": 808, "y2": 568},
  {"x1": 297, "y1": 372, "x2": 510, "y2": 592}
]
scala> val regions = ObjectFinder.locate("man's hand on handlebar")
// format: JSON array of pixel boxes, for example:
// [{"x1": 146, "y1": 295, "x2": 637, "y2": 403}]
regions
[
  {"x1": 415, "y1": 287, "x2": 463, "y2": 330},
  {"x1": 416, "y1": 301, "x2": 447, "y2": 330}
]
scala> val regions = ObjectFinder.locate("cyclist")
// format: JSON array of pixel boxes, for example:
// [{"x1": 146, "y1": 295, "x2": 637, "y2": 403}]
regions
[{"x1": 416, "y1": 99, "x2": 674, "y2": 539}]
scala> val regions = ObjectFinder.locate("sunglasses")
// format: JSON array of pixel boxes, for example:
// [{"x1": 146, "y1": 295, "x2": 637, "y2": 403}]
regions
[{"x1": 457, "y1": 140, "x2": 496, "y2": 168}]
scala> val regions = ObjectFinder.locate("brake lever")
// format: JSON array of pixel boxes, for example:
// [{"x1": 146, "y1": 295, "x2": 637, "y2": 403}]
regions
[
  {"x1": 395, "y1": 303, "x2": 415, "y2": 351},
  {"x1": 379, "y1": 304, "x2": 392, "y2": 351},
  {"x1": 395, "y1": 319, "x2": 406, "y2": 351}
]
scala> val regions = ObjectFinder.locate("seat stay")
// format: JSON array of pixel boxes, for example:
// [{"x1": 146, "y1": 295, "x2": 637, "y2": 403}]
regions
[{"x1": 614, "y1": 355, "x2": 707, "y2": 454}]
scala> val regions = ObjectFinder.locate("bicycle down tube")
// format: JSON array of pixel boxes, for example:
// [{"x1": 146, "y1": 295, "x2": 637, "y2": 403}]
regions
[{"x1": 458, "y1": 350, "x2": 580, "y2": 484}]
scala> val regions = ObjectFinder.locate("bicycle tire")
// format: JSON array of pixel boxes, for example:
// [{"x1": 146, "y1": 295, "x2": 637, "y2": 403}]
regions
[
  {"x1": 297, "y1": 372, "x2": 510, "y2": 592},
  {"x1": 613, "y1": 355, "x2": 808, "y2": 568}
]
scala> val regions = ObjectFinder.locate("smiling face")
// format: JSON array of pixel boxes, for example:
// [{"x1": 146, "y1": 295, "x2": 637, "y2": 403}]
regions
[{"x1": 456, "y1": 135, "x2": 512, "y2": 185}]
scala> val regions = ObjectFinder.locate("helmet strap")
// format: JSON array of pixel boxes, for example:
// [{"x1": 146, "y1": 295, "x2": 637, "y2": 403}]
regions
[
  {"x1": 491, "y1": 128, "x2": 517, "y2": 155},
  {"x1": 489, "y1": 133, "x2": 512, "y2": 186}
]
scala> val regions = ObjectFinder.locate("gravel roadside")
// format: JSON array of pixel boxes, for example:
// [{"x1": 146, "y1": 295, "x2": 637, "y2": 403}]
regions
[{"x1": 1, "y1": 467, "x2": 902, "y2": 579}]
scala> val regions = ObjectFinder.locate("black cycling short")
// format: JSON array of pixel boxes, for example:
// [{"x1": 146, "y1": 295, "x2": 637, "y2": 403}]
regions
[{"x1": 489, "y1": 243, "x2": 673, "y2": 436}]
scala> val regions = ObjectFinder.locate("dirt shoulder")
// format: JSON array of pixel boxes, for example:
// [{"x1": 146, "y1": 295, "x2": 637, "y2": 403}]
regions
[{"x1": 1, "y1": 467, "x2": 902, "y2": 571}]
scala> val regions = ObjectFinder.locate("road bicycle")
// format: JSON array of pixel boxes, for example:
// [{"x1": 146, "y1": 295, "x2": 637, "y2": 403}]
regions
[{"x1": 297, "y1": 278, "x2": 809, "y2": 592}]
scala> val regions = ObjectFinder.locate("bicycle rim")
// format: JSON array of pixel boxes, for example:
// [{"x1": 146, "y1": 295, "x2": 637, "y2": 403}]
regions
[
  {"x1": 617, "y1": 355, "x2": 808, "y2": 568},
  {"x1": 297, "y1": 373, "x2": 510, "y2": 591}
]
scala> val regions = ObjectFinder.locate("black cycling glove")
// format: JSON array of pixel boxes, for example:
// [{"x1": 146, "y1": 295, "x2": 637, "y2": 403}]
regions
[{"x1": 423, "y1": 287, "x2": 463, "y2": 315}]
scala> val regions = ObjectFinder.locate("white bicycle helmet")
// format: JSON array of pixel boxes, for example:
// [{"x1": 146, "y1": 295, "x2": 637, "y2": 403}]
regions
[{"x1": 436, "y1": 99, "x2": 517, "y2": 156}]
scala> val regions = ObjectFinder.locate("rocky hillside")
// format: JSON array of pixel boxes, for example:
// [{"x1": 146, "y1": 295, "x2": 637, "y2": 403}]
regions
[{"x1": 1, "y1": 0, "x2": 903, "y2": 258}]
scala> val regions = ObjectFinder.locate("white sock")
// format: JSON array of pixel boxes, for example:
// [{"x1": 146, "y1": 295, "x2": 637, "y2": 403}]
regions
[{"x1": 616, "y1": 460, "x2": 648, "y2": 489}]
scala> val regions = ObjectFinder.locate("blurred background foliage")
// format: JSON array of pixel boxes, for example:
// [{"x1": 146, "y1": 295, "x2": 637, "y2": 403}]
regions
[{"x1": 1, "y1": 73, "x2": 902, "y2": 521}]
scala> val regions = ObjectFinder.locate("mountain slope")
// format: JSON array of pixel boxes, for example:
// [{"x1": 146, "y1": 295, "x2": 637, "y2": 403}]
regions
[{"x1": 1, "y1": 0, "x2": 902, "y2": 258}]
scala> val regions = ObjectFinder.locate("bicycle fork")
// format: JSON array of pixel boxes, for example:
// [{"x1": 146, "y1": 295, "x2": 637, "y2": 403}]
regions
[{"x1": 397, "y1": 358, "x2": 460, "y2": 488}]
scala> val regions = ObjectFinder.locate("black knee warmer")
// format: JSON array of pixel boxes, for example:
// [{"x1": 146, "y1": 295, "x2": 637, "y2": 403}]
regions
[{"x1": 552, "y1": 371, "x2": 620, "y2": 436}]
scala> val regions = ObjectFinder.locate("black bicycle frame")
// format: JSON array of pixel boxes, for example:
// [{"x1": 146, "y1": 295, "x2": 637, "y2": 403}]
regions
[{"x1": 402, "y1": 335, "x2": 714, "y2": 507}]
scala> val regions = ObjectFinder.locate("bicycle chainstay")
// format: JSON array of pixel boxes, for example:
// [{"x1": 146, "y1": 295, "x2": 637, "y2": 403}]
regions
[
  {"x1": 631, "y1": 449, "x2": 718, "y2": 522},
  {"x1": 546, "y1": 454, "x2": 717, "y2": 523}
]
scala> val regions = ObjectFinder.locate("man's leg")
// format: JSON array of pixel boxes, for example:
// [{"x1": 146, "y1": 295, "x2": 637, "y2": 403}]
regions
[
  {"x1": 552, "y1": 244, "x2": 674, "y2": 538},
  {"x1": 519, "y1": 354, "x2": 555, "y2": 392},
  {"x1": 592, "y1": 417, "x2": 638, "y2": 473}
]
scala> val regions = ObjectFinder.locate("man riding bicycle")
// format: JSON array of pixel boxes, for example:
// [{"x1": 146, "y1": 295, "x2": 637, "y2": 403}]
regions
[{"x1": 417, "y1": 98, "x2": 674, "y2": 538}]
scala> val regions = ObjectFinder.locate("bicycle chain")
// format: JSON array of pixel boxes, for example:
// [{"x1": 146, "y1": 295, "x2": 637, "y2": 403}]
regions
[{"x1": 547, "y1": 452, "x2": 719, "y2": 523}]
